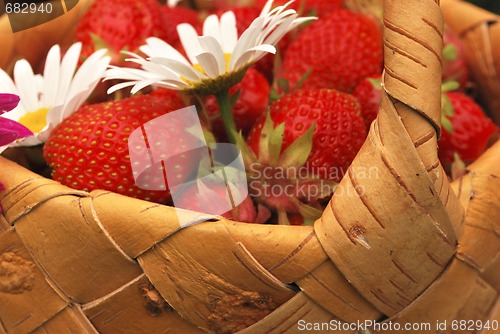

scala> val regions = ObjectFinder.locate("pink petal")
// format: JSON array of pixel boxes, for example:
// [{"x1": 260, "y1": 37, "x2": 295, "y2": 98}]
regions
[
  {"x1": 0, "y1": 117, "x2": 33, "y2": 146},
  {"x1": 0, "y1": 93, "x2": 20, "y2": 114}
]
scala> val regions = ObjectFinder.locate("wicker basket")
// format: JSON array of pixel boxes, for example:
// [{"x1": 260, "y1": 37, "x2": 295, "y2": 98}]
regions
[{"x1": 0, "y1": 0, "x2": 499, "y2": 333}]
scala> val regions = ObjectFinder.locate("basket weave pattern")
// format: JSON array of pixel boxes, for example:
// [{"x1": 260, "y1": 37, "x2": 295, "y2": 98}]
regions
[{"x1": 0, "y1": 0, "x2": 499, "y2": 333}]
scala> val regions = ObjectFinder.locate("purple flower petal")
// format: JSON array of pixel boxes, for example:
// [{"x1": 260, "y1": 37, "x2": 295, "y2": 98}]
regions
[
  {"x1": 0, "y1": 117, "x2": 33, "y2": 146},
  {"x1": 0, "y1": 93, "x2": 20, "y2": 114}
]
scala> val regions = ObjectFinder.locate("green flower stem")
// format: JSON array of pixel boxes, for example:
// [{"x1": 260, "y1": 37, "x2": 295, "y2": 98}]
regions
[{"x1": 215, "y1": 89, "x2": 237, "y2": 144}]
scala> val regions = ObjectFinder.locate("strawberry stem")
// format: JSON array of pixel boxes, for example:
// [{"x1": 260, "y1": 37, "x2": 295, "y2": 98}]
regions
[{"x1": 215, "y1": 89, "x2": 237, "y2": 144}]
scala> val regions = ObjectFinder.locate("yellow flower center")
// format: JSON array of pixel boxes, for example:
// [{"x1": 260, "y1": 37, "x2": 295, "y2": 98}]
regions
[{"x1": 18, "y1": 107, "x2": 49, "y2": 133}]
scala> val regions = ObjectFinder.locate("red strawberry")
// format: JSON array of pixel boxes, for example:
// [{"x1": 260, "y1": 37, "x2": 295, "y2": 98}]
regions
[
  {"x1": 240, "y1": 88, "x2": 366, "y2": 224},
  {"x1": 204, "y1": 67, "x2": 270, "y2": 140},
  {"x1": 174, "y1": 180, "x2": 271, "y2": 224},
  {"x1": 75, "y1": 0, "x2": 167, "y2": 65},
  {"x1": 248, "y1": 88, "x2": 366, "y2": 180},
  {"x1": 282, "y1": 9, "x2": 383, "y2": 93},
  {"x1": 439, "y1": 91, "x2": 498, "y2": 169},
  {"x1": 150, "y1": 86, "x2": 185, "y2": 101},
  {"x1": 442, "y1": 26, "x2": 470, "y2": 90},
  {"x1": 255, "y1": 0, "x2": 344, "y2": 17},
  {"x1": 352, "y1": 74, "x2": 382, "y2": 130},
  {"x1": 43, "y1": 94, "x2": 190, "y2": 204}
]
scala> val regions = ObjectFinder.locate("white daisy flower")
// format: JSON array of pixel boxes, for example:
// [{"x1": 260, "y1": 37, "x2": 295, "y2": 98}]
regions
[
  {"x1": 0, "y1": 42, "x2": 111, "y2": 146},
  {"x1": 167, "y1": 0, "x2": 182, "y2": 7},
  {"x1": 104, "y1": 0, "x2": 314, "y2": 95}
]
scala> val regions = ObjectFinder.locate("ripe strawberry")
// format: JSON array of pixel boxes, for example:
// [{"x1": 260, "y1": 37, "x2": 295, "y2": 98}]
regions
[
  {"x1": 150, "y1": 86, "x2": 185, "y2": 101},
  {"x1": 43, "y1": 94, "x2": 190, "y2": 204},
  {"x1": 439, "y1": 92, "x2": 498, "y2": 169},
  {"x1": 173, "y1": 180, "x2": 271, "y2": 224},
  {"x1": 240, "y1": 88, "x2": 366, "y2": 224},
  {"x1": 255, "y1": 0, "x2": 344, "y2": 17},
  {"x1": 204, "y1": 67, "x2": 270, "y2": 140},
  {"x1": 442, "y1": 26, "x2": 470, "y2": 90},
  {"x1": 248, "y1": 88, "x2": 366, "y2": 180},
  {"x1": 281, "y1": 9, "x2": 383, "y2": 93},
  {"x1": 352, "y1": 74, "x2": 382, "y2": 130},
  {"x1": 75, "y1": 0, "x2": 167, "y2": 65}
]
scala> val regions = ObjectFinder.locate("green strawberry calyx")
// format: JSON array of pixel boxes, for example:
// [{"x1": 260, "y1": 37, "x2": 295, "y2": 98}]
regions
[
  {"x1": 441, "y1": 80, "x2": 460, "y2": 134},
  {"x1": 232, "y1": 113, "x2": 338, "y2": 225},
  {"x1": 443, "y1": 43, "x2": 458, "y2": 62}
]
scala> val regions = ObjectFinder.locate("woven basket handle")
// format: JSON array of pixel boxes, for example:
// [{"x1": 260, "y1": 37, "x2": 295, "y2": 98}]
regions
[{"x1": 315, "y1": 0, "x2": 464, "y2": 316}]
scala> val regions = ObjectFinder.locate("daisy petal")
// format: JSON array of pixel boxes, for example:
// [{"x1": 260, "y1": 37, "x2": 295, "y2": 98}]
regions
[
  {"x1": 101, "y1": 0, "x2": 313, "y2": 94},
  {"x1": 196, "y1": 52, "x2": 220, "y2": 78},
  {"x1": 178, "y1": 23, "x2": 203, "y2": 65},
  {"x1": 260, "y1": 0, "x2": 274, "y2": 16},
  {"x1": 0, "y1": 69, "x2": 18, "y2": 95},
  {"x1": 42, "y1": 44, "x2": 62, "y2": 107},
  {"x1": 203, "y1": 14, "x2": 221, "y2": 43},
  {"x1": 141, "y1": 37, "x2": 190, "y2": 66},
  {"x1": 262, "y1": 16, "x2": 295, "y2": 46},
  {"x1": 220, "y1": 11, "x2": 237, "y2": 53},
  {"x1": 107, "y1": 81, "x2": 142, "y2": 95},
  {"x1": 156, "y1": 80, "x2": 190, "y2": 89},
  {"x1": 104, "y1": 66, "x2": 152, "y2": 81},
  {"x1": 167, "y1": 0, "x2": 181, "y2": 7},
  {"x1": 57, "y1": 42, "x2": 82, "y2": 101},
  {"x1": 197, "y1": 36, "x2": 225, "y2": 75},
  {"x1": 233, "y1": 44, "x2": 276, "y2": 70},
  {"x1": 148, "y1": 57, "x2": 203, "y2": 81},
  {"x1": 229, "y1": 23, "x2": 262, "y2": 71},
  {"x1": 135, "y1": 61, "x2": 184, "y2": 83},
  {"x1": 131, "y1": 80, "x2": 161, "y2": 95},
  {"x1": 13, "y1": 59, "x2": 38, "y2": 113}
]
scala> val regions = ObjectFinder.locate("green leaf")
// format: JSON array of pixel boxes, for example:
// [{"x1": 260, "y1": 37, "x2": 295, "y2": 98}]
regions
[
  {"x1": 451, "y1": 152, "x2": 466, "y2": 181},
  {"x1": 441, "y1": 93, "x2": 455, "y2": 133},
  {"x1": 203, "y1": 129, "x2": 217, "y2": 147},
  {"x1": 229, "y1": 89, "x2": 241, "y2": 109},
  {"x1": 441, "y1": 80, "x2": 460, "y2": 93},
  {"x1": 315, "y1": 180, "x2": 338, "y2": 199},
  {"x1": 196, "y1": 153, "x2": 215, "y2": 179},
  {"x1": 441, "y1": 115, "x2": 454, "y2": 133},
  {"x1": 90, "y1": 33, "x2": 111, "y2": 51},
  {"x1": 368, "y1": 77, "x2": 382, "y2": 90},
  {"x1": 277, "y1": 209, "x2": 291, "y2": 225},
  {"x1": 273, "y1": 47, "x2": 283, "y2": 79},
  {"x1": 293, "y1": 67, "x2": 313, "y2": 90},
  {"x1": 443, "y1": 44, "x2": 458, "y2": 61},
  {"x1": 277, "y1": 78, "x2": 290, "y2": 94},
  {"x1": 258, "y1": 112, "x2": 275, "y2": 164},
  {"x1": 269, "y1": 122, "x2": 285, "y2": 166},
  {"x1": 441, "y1": 93, "x2": 455, "y2": 117},
  {"x1": 297, "y1": 202, "x2": 323, "y2": 221},
  {"x1": 269, "y1": 88, "x2": 281, "y2": 104},
  {"x1": 231, "y1": 129, "x2": 258, "y2": 168},
  {"x1": 278, "y1": 123, "x2": 315, "y2": 169}
]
